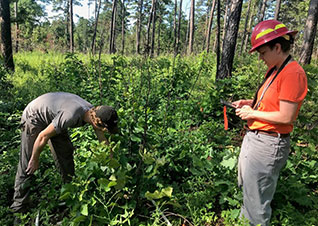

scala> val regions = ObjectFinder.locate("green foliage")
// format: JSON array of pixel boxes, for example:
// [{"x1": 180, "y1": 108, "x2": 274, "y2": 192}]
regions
[{"x1": 0, "y1": 53, "x2": 317, "y2": 225}]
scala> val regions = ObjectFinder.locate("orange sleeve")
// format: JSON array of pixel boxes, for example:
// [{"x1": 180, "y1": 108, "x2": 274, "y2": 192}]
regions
[{"x1": 278, "y1": 64, "x2": 307, "y2": 103}]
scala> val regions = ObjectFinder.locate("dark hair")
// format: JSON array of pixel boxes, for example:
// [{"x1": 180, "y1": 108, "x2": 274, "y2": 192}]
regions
[{"x1": 262, "y1": 35, "x2": 293, "y2": 53}]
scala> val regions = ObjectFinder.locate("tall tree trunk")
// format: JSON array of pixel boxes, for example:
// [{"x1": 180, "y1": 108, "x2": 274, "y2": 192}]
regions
[
  {"x1": 202, "y1": 3, "x2": 210, "y2": 51},
  {"x1": 243, "y1": 1, "x2": 256, "y2": 53},
  {"x1": 176, "y1": 0, "x2": 182, "y2": 55},
  {"x1": 239, "y1": 0, "x2": 252, "y2": 55},
  {"x1": 69, "y1": 0, "x2": 74, "y2": 53},
  {"x1": 173, "y1": 0, "x2": 177, "y2": 52},
  {"x1": 136, "y1": 0, "x2": 143, "y2": 54},
  {"x1": 185, "y1": 11, "x2": 190, "y2": 53},
  {"x1": 206, "y1": 0, "x2": 216, "y2": 53},
  {"x1": 216, "y1": 0, "x2": 220, "y2": 78},
  {"x1": 14, "y1": 0, "x2": 19, "y2": 53},
  {"x1": 0, "y1": 0, "x2": 14, "y2": 71},
  {"x1": 188, "y1": 0, "x2": 195, "y2": 55},
  {"x1": 218, "y1": 0, "x2": 243, "y2": 79},
  {"x1": 150, "y1": 0, "x2": 156, "y2": 57},
  {"x1": 157, "y1": 16, "x2": 161, "y2": 56},
  {"x1": 66, "y1": 1, "x2": 70, "y2": 50},
  {"x1": 146, "y1": 0, "x2": 154, "y2": 55},
  {"x1": 299, "y1": 0, "x2": 318, "y2": 65},
  {"x1": 110, "y1": 0, "x2": 117, "y2": 54},
  {"x1": 222, "y1": 0, "x2": 231, "y2": 45},
  {"x1": 274, "y1": 0, "x2": 281, "y2": 20},
  {"x1": 91, "y1": 0, "x2": 101, "y2": 55},
  {"x1": 121, "y1": 0, "x2": 125, "y2": 54},
  {"x1": 258, "y1": 0, "x2": 267, "y2": 22}
]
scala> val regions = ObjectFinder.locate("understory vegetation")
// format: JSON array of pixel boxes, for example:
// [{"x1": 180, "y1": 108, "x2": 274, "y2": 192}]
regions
[{"x1": 0, "y1": 52, "x2": 317, "y2": 225}]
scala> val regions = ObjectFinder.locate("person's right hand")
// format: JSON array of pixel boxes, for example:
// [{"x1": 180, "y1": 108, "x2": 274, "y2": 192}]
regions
[
  {"x1": 26, "y1": 157, "x2": 39, "y2": 175},
  {"x1": 232, "y1": 99, "x2": 252, "y2": 109}
]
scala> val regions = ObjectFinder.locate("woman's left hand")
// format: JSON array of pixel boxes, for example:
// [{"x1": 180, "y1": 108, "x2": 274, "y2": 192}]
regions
[{"x1": 236, "y1": 105, "x2": 254, "y2": 120}]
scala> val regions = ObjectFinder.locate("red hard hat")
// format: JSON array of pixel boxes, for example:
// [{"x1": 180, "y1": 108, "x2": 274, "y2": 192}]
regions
[{"x1": 250, "y1": 19, "x2": 298, "y2": 53}]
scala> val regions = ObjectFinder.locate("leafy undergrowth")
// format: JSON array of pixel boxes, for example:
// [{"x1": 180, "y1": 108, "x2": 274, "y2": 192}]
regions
[{"x1": 0, "y1": 53, "x2": 317, "y2": 225}]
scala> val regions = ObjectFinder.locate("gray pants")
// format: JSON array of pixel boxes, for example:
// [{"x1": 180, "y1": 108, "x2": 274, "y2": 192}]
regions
[
  {"x1": 11, "y1": 116, "x2": 75, "y2": 213},
  {"x1": 238, "y1": 131, "x2": 290, "y2": 226}
]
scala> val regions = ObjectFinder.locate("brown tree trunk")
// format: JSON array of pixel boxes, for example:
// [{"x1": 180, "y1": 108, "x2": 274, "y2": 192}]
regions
[
  {"x1": 299, "y1": 0, "x2": 318, "y2": 65},
  {"x1": 206, "y1": 0, "x2": 216, "y2": 53},
  {"x1": 69, "y1": 0, "x2": 74, "y2": 53},
  {"x1": 157, "y1": 16, "x2": 161, "y2": 56},
  {"x1": 146, "y1": 0, "x2": 154, "y2": 55},
  {"x1": 109, "y1": 0, "x2": 117, "y2": 54},
  {"x1": 185, "y1": 10, "x2": 190, "y2": 53},
  {"x1": 239, "y1": 0, "x2": 252, "y2": 55},
  {"x1": 176, "y1": 0, "x2": 182, "y2": 55},
  {"x1": 243, "y1": 1, "x2": 256, "y2": 53},
  {"x1": 121, "y1": 0, "x2": 125, "y2": 55},
  {"x1": 188, "y1": 0, "x2": 195, "y2": 55},
  {"x1": 218, "y1": 0, "x2": 243, "y2": 79},
  {"x1": 14, "y1": 0, "x2": 18, "y2": 53},
  {"x1": 216, "y1": 0, "x2": 220, "y2": 77},
  {"x1": 173, "y1": 0, "x2": 177, "y2": 52},
  {"x1": 150, "y1": 0, "x2": 156, "y2": 57},
  {"x1": 91, "y1": 0, "x2": 102, "y2": 55},
  {"x1": 258, "y1": 0, "x2": 267, "y2": 22},
  {"x1": 222, "y1": 0, "x2": 231, "y2": 45},
  {"x1": 274, "y1": 0, "x2": 281, "y2": 20},
  {"x1": 0, "y1": 0, "x2": 15, "y2": 71},
  {"x1": 136, "y1": 0, "x2": 143, "y2": 54}
]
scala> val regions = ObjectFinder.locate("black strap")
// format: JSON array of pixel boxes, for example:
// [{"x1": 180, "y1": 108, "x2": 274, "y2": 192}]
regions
[{"x1": 251, "y1": 55, "x2": 292, "y2": 109}]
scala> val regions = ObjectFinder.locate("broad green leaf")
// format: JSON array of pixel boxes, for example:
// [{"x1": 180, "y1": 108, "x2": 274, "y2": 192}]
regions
[
  {"x1": 221, "y1": 156, "x2": 236, "y2": 169},
  {"x1": 145, "y1": 186, "x2": 173, "y2": 200},
  {"x1": 81, "y1": 204, "x2": 88, "y2": 216}
]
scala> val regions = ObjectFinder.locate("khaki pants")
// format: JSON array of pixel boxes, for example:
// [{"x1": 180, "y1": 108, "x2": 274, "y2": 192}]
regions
[
  {"x1": 238, "y1": 131, "x2": 290, "y2": 226},
  {"x1": 11, "y1": 116, "x2": 75, "y2": 213}
]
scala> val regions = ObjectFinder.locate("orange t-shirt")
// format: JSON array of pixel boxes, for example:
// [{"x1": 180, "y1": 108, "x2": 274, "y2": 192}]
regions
[{"x1": 247, "y1": 61, "x2": 307, "y2": 134}]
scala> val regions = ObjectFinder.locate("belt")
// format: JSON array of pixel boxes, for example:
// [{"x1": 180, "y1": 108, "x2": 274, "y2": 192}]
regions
[{"x1": 245, "y1": 127, "x2": 290, "y2": 138}]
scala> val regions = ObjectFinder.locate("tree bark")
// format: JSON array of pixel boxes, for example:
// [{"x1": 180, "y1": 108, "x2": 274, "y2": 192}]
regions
[
  {"x1": 243, "y1": 0, "x2": 256, "y2": 53},
  {"x1": 150, "y1": 0, "x2": 156, "y2": 57},
  {"x1": 69, "y1": 0, "x2": 74, "y2": 53},
  {"x1": 188, "y1": 0, "x2": 195, "y2": 55},
  {"x1": 176, "y1": 0, "x2": 182, "y2": 55},
  {"x1": 173, "y1": 0, "x2": 177, "y2": 52},
  {"x1": 239, "y1": 0, "x2": 252, "y2": 55},
  {"x1": 91, "y1": 0, "x2": 102, "y2": 55},
  {"x1": 110, "y1": 0, "x2": 117, "y2": 54},
  {"x1": 0, "y1": 0, "x2": 15, "y2": 71},
  {"x1": 157, "y1": 15, "x2": 161, "y2": 56},
  {"x1": 14, "y1": 0, "x2": 19, "y2": 53},
  {"x1": 222, "y1": 0, "x2": 231, "y2": 45},
  {"x1": 258, "y1": 0, "x2": 267, "y2": 22},
  {"x1": 218, "y1": 0, "x2": 243, "y2": 79},
  {"x1": 136, "y1": 0, "x2": 143, "y2": 54},
  {"x1": 121, "y1": 0, "x2": 125, "y2": 54},
  {"x1": 216, "y1": 0, "x2": 220, "y2": 77},
  {"x1": 299, "y1": 0, "x2": 318, "y2": 65},
  {"x1": 274, "y1": 0, "x2": 281, "y2": 20},
  {"x1": 206, "y1": 0, "x2": 216, "y2": 53},
  {"x1": 146, "y1": 0, "x2": 154, "y2": 55}
]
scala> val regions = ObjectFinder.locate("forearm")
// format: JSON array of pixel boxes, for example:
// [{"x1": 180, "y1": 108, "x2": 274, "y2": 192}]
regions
[
  {"x1": 95, "y1": 129, "x2": 109, "y2": 145},
  {"x1": 251, "y1": 110, "x2": 294, "y2": 125},
  {"x1": 31, "y1": 132, "x2": 48, "y2": 160}
]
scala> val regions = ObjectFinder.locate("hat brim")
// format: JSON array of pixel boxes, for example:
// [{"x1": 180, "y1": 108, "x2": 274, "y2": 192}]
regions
[{"x1": 249, "y1": 30, "x2": 298, "y2": 53}]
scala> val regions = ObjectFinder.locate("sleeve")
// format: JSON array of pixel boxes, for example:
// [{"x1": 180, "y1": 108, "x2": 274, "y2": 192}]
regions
[
  {"x1": 51, "y1": 111, "x2": 74, "y2": 134},
  {"x1": 279, "y1": 66, "x2": 308, "y2": 103}
]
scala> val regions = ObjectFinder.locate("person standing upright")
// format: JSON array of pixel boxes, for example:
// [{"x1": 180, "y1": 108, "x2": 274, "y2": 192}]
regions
[{"x1": 233, "y1": 20, "x2": 308, "y2": 226}]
